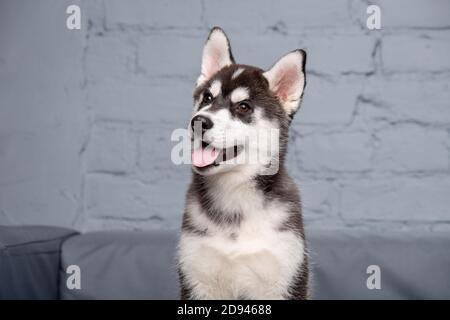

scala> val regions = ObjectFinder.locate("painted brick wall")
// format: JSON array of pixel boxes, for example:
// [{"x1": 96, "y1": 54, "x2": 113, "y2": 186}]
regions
[{"x1": 1, "y1": 0, "x2": 449, "y2": 232}]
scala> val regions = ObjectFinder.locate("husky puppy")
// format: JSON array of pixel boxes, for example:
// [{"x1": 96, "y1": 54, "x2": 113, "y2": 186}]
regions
[{"x1": 177, "y1": 27, "x2": 309, "y2": 300}]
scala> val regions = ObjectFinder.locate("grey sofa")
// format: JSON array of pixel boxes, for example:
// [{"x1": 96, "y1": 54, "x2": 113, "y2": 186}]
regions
[{"x1": 1, "y1": 225, "x2": 449, "y2": 300}]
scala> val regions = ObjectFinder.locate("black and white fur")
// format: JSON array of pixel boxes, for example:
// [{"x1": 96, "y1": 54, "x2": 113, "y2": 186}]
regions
[{"x1": 177, "y1": 27, "x2": 309, "y2": 300}]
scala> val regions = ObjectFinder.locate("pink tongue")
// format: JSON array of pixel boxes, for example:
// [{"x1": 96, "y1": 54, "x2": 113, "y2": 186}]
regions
[{"x1": 192, "y1": 147, "x2": 219, "y2": 167}]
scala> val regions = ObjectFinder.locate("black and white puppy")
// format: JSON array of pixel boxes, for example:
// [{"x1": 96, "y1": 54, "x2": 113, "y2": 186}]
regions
[{"x1": 177, "y1": 27, "x2": 309, "y2": 300}]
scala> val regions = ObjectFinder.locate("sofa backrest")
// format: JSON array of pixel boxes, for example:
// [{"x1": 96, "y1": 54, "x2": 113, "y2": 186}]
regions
[{"x1": 0, "y1": 226, "x2": 78, "y2": 299}]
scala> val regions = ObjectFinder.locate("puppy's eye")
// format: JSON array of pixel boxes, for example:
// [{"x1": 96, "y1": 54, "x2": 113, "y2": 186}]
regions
[
  {"x1": 202, "y1": 91, "x2": 213, "y2": 104},
  {"x1": 237, "y1": 102, "x2": 251, "y2": 113}
]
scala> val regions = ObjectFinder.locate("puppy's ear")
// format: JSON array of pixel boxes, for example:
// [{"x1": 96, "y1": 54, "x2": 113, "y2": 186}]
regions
[
  {"x1": 197, "y1": 27, "x2": 235, "y2": 86},
  {"x1": 263, "y1": 49, "x2": 306, "y2": 117}
]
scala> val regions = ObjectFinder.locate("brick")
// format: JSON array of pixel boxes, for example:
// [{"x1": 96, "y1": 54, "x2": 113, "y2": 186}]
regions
[
  {"x1": 0, "y1": 178, "x2": 81, "y2": 227},
  {"x1": 304, "y1": 218, "x2": 346, "y2": 230},
  {"x1": 105, "y1": 0, "x2": 203, "y2": 29},
  {"x1": 85, "y1": 174, "x2": 186, "y2": 219},
  {"x1": 85, "y1": 122, "x2": 138, "y2": 173},
  {"x1": 300, "y1": 180, "x2": 339, "y2": 218},
  {"x1": 87, "y1": 77, "x2": 194, "y2": 123},
  {"x1": 358, "y1": 100, "x2": 392, "y2": 124},
  {"x1": 362, "y1": 79, "x2": 450, "y2": 124},
  {"x1": 204, "y1": 0, "x2": 358, "y2": 32},
  {"x1": 374, "y1": 124, "x2": 449, "y2": 172},
  {"x1": 228, "y1": 33, "x2": 374, "y2": 75},
  {"x1": 138, "y1": 34, "x2": 203, "y2": 77},
  {"x1": 84, "y1": 0, "x2": 105, "y2": 32},
  {"x1": 383, "y1": 33, "x2": 450, "y2": 73},
  {"x1": 86, "y1": 34, "x2": 136, "y2": 81},
  {"x1": 341, "y1": 177, "x2": 450, "y2": 221},
  {"x1": 137, "y1": 122, "x2": 192, "y2": 183},
  {"x1": 210, "y1": 32, "x2": 299, "y2": 70},
  {"x1": 296, "y1": 76, "x2": 362, "y2": 126},
  {"x1": 298, "y1": 131, "x2": 373, "y2": 172},
  {"x1": 299, "y1": 35, "x2": 375, "y2": 75},
  {"x1": 376, "y1": 0, "x2": 450, "y2": 29}
]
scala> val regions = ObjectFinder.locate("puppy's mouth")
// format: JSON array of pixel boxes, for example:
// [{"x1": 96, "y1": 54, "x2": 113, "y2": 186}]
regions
[{"x1": 191, "y1": 141, "x2": 243, "y2": 170}]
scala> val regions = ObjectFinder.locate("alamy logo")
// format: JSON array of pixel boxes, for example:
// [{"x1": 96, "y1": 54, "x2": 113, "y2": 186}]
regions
[
  {"x1": 171, "y1": 125, "x2": 281, "y2": 175},
  {"x1": 366, "y1": 265, "x2": 381, "y2": 290},
  {"x1": 366, "y1": 5, "x2": 381, "y2": 30},
  {"x1": 66, "y1": 5, "x2": 81, "y2": 30},
  {"x1": 66, "y1": 265, "x2": 81, "y2": 290}
]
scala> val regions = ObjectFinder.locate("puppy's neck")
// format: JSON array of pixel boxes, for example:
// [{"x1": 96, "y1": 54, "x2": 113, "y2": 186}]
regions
[{"x1": 192, "y1": 165, "x2": 285, "y2": 220}]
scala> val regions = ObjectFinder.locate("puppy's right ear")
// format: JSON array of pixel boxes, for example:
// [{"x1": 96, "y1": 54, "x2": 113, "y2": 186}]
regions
[
  {"x1": 263, "y1": 50, "x2": 306, "y2": 117},
  {"x1": 197, "y1": 27, "x2": 234, "y2": 86}
]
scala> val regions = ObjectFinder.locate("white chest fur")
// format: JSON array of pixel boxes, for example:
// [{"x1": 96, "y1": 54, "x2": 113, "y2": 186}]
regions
[{"x1": 178, "y1": 195, "x2": 304, "y2": 300}]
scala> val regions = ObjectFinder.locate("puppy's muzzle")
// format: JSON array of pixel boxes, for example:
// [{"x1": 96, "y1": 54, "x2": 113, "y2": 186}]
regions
[{"x1": 191, "y1": 115, "x2": 214, "y2": 135}]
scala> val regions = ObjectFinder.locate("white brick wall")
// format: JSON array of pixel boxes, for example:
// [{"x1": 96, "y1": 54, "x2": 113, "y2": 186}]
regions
[
  {"x1": 0, "y1": 0, "x2": 449, "y2": 232},
  {"x1": 341, "y1": 177, "x2": 450, "y2": 222},
  {"x1": 383, "y1": 33, "x2": 450, "y2": 74},
  {"x1": 105, "y1": 0, "x2": 203, "y2": 30},
  {"x1": 375, "y1": 0, "x2": 450, "y2": 29},
  {"x1": 373, "y1": 124, "x2": 449, "y2": 172},
  {"x1": 203, "y1": 0, "x2": 358, "y2": 32},
  {"x1": 299, "y1": 131, "x2": 374, "y2": 172},
  {"x1": 85, "y1": 122, "x2": 138, "y2": 174}
]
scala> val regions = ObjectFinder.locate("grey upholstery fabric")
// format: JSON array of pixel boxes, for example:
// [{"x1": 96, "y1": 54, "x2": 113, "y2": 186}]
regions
[
  {"x1": 307, "y1": 230, "x2": 450, "y2": 299},
  {"x1": 58, "y1": 229, "x2": 450, "y2": 300},
  {"x1": 0, "y1": 225, "x2": 78, "y2": 299},
  {"x1": 59, "y1": 230, "x2": 179, "y2": 300},
  {"x1": 2, "y1": 225, "x2": 449, "y2": 299}
]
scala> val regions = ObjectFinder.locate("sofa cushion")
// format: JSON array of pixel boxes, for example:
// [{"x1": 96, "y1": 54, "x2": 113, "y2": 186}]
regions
[
  {"x1": 59, "y1": 229, "x2": 450, "y2": 299},
  {"x1": 59, "y1": 230, "x2": 179, "y2": 300},
  {"x1": 0, "y1": 225, "x2": 78, "y2": 299},
  {"x1": 308, "y1": 229, "x2": 450, "y2": 299}
]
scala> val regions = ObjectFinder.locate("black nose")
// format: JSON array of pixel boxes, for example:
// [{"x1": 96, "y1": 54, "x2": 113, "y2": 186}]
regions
[{"x1": 191, "y1": 115, "x2": 214, "y2": 132}]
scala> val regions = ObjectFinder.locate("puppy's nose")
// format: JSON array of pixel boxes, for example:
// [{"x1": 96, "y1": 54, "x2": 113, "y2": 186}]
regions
[{"x1": 191, "y1": 115, "x2": 214, "y2": 132}]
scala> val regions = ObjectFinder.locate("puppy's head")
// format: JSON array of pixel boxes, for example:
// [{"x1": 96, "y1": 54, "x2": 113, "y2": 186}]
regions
[{"x1": 190, "y1": 27, "x2": 306, "y2": 176}]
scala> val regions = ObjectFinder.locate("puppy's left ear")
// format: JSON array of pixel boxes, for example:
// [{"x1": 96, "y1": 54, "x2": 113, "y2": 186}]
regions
[
  {"x1": 197, "y1": 27, "x2": 235, "y2": 86},
  {"x1": 263, "y1": 49, "x2": 306, "y2": 117}
]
